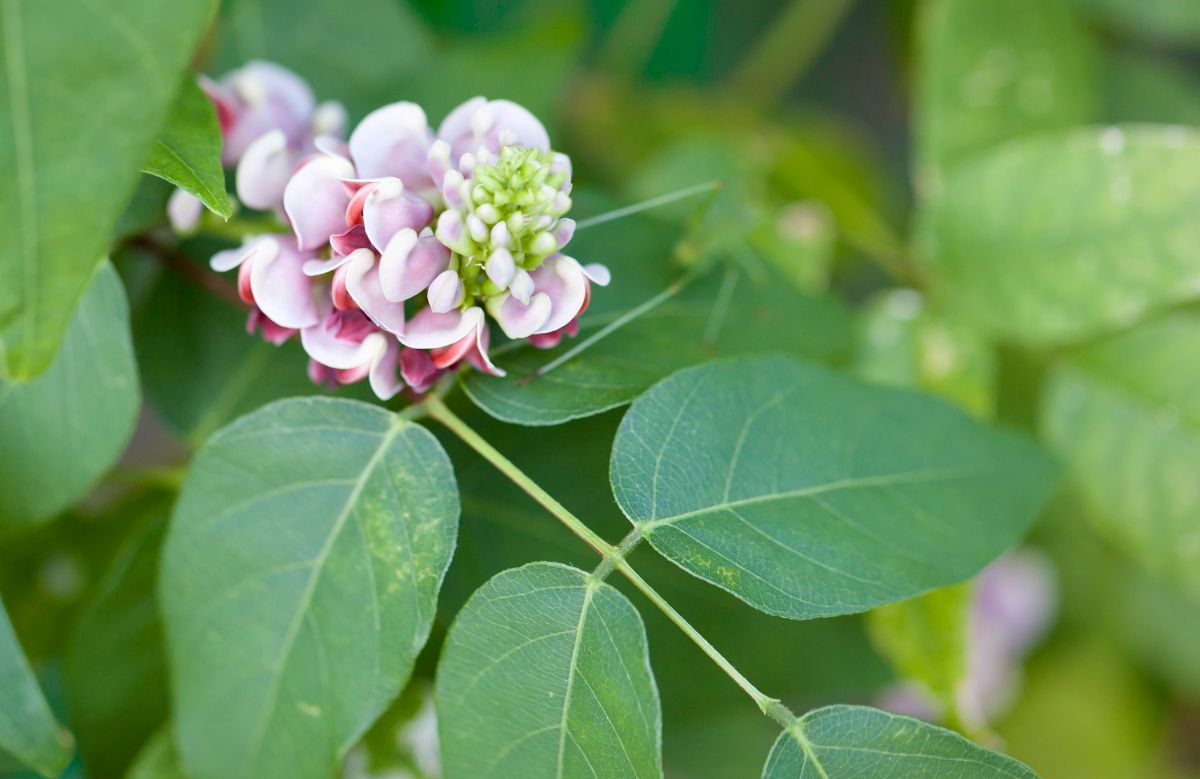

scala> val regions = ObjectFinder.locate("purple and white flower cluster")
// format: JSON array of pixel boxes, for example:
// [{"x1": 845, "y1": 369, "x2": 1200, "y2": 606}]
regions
[{"x1": 177, "y1": 61, "x2": 609, "y2": 399}]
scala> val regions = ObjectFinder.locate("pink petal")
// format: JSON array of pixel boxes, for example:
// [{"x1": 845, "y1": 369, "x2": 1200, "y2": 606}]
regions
[
  {"x1": 283, "y1": 153, "x2": 355, "y2": 251},
  {"x1": 438, "y1": 97, "x2": 550, "y2": 161},
  {"x1": 220, "y1": 61, "x2": 315, "y2": 162},
  {"x1": 363, "y1": 179, "x2": 434, "y2": 250},
  {"x1": 531, "y1": 256, "x2": 589, "y2": 335},
  {"x1": 465, "y1": 322, "x2": 505, "y2": 376},
  {"x1": 330, "y1": 224, "x2": 372, "y2": 257},
  {"x1": 366, "y1": 334, "x2": 404, "y2": 400},
  {"x1": 427, "y1": 270, "x2": 464, "y2": 313},
  {"x1": 247, "y1": 308, "x2": 296, "y2": 345},
  {"x1": 400, "y1": 348, "x2": 444, "y2": 393},
  {"x1": 348, "y1": 102, "x2": 433, "y2": 189},
  {"x1": 345, "y1": 249, "x2": 407, "y2": 335},
  {"x1": 249, "y1": 237, "x2": 321, "y2": 329},
  {"x1": 488, "y1": 292, "x2": 552, "y2": 339},
  {"x1": 210, "y1": 236, "x2": 265, "y2": 272},
  {"x1": 553, "y1": 218, "x2": 576, "y2": 250},
  {"x1": 379, "y1": 231, "x2": 450, "y2": 302},
  {"x1": 581, "y1": 262, "x2": 611, "y2": 286},
  {"x1": 402, "y1": 306, "x2": 485, "y2": 350},
  {"x1": 301, "y1": 309, "x2": 379, "y2": 369},
  {"x1": 236, "y1": 130, "x2": 294, "y2": 210}
]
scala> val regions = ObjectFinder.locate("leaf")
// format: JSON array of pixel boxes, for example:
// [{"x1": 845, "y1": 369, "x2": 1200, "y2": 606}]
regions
[
  {"x1": 0, "y1": 0, "x2": 216, "y2": 379},
  {"x1": 160, "y1": 398, "x2": 458, "y2": 779},
  {"x1": 435, "y1": 563, "x2": 662, "y2": 779},
  {"x1": 0, "y1": 597, "x2": 73, "y2": 777},
  {"x1": 761, "y1": 706, "x2": 1036, "y2": 778},
  {"x1": 914, "y1": 0, "x2": 1098, "y2": 192},
  {"x1": 0, "y1": 262, "x2": 139, "y2": 530},
  {"x1": 1040, "y1": 311, "x2": 1200, "y2": 593},
  {"x1": 143, "y1": 78, "x2": 231, "y2": 219},
  {"x1": 865, "y1": 584, "x2": 971, "y2": 717},
  {"x1": 463, "y1": 267, "x2": 851, "y2": 426},
  {"x1": 125, "y1": 728, "x2": 184, "y2": 779},
  {"x1": 214, "y1": 0, "x2": 433, "y2": 119},
  {"x1": 919, "y1": 124, "x2": 1200, "y2": 346},
  {"x1": 610, "y1": 356, "x2": 1055, "y2": 619},
  {"x1": 65, "y1": 503, "x2": 170, "y2": 779}
]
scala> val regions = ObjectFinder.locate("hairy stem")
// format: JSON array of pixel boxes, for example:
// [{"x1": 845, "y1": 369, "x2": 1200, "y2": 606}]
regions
[{"x1": 424, "y1": 395, "x2": 796, "y2": 727}]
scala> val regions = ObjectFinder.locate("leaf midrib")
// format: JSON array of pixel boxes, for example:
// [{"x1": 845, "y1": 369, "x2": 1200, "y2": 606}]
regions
[{"x1": 639, "y1": 465, "x2": 990, "y2": 531}]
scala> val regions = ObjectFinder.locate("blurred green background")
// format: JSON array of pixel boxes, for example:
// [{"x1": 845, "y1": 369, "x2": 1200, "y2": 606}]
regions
[{"x1": 5, "y1": 0, "x2": 1200, "y2": 777}]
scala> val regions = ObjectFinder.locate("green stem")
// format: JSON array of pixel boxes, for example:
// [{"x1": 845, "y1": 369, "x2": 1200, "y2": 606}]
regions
[
  {"x1": 423, "y1": 395, "x2": 796, "y2": 727},
  {"x1": 575, "y1": 181, "x2": 722, "y2": 230}
]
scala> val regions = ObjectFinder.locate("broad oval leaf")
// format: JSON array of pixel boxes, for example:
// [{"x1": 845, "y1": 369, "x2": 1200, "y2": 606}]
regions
[
  {"x1": 919, "y1": 124, "x2": 1200, "y2": 346},
  {"x1": 143, "y1": 78, "x2": 231, "y2": 219},
  {"x1": 0, "y1": 0, "x2": 215, "y2": 379},
  {"x1": 762, "y1": 706, "x2": 1036, "y2": 778},
  {"x1": 0, "y1": 262, "x2": 138, "y2": 530},
  {"x1": 161, "y1": 398, "x2": 458, "y2": 779},
  {"x1": 611, "y1": 356, "x2": 1055, "y2": 619},
  {"x1": 915, "y1": 0, "x2": 1098, "y2": 190},
  {"x1": 463, "y1": 269, "x2": 850, "y2": 426},
  {"x1": 436, "y1": 563, "x2": 662, "y2": 779},
  {"x1": 0, "y1": 597, "x2": 73, "y2": 777},
  {"x1": 1041, "y1": 311, "x2": 1200, "y2": 593}
]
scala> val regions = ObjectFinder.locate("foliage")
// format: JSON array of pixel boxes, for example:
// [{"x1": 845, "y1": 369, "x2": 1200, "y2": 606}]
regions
[{"x1": 2, "y1": 2, "x2": 1199, "y2": 779}]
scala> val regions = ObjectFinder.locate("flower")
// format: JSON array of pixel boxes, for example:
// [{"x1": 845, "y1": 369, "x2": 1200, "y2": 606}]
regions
[
  {"x1": 207, "y1": 90, "x2": 610, "y2": 400},
  {"x1": 875, "y1": 550, "x2": 1057, "y2": 730},
  {"x1": 169, "y1": 61, "x2": 347, "y2": 231}
]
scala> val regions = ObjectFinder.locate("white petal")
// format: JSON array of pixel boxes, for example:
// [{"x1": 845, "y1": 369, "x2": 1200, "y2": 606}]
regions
[
  {"x1": 345, "y1": 249, "x2": 406, "y2": 335},
  {"x1": 249, "y1": 237, "x2": 321, "y2": 328},
  {"x1": 427, "y1": 270, "x2": 464, "y2": 313},
  {"x1": 283, "y1": 153, "x2": 355, "y2": 250},
  {"x1": 509, "y1": 269, "x2": 534, "y2": 304},
  {"x1": 348, "y1": 101, "x2": 432, "y2": 186},
  {"x1": 488, "y1": 292, "x2": 552, "y2": 339},
  {"x1": 236, "y1": 130, "x2": 293, "y2": 210},
  {"x1": 379, "y1": 231, "x2": 450, "y2": 301},
  {"x1": 168, "y1": 188, "x2": 203, "y2": 232}
]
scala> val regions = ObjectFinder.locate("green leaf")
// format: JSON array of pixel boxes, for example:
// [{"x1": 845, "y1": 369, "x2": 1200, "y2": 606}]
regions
[
  {"x1": 435, "y1": 563, "x2": 662, "y2": 779},
  {"x1": 920, "y1": 125, "x2": 1200, "y2": 346},
  {"x1": 1041, "y1": 311, "x2": 1200, "y2": 593},
  {"x1": 610, "y1": 356, "x2": 1055, "y2": 619},
  {"x1": 214, "y1": 0, "x2": 433, "y2": 119},
  {"x1": 143, "y1": 78, "x2": 231, "y2": 219},
  {"x1": 0, "y1": 262, "x2": 139, "y2": 530},
  {"x1": 160, "y1": 398, "x2": 458, "y2": 779},
  {"x1": 0, "y1": 597, "x2": 73, "y2": 777},
  {"x1": 66, "y1": 502, "x2": 170, "y2": 779},
  {"x1": 125, "y1": 728, "x2": 184, "y2": 779},
  {"x1": 865, "y1": 584, "x2": 971, "y2": 718},
  {"x1": 463, "y1": 267, "x2": 850, "y2": 426},
  {"x1": 761, "y1": 706, "x2": 1036, "y2": 778},
  {"x1": 0, "y1": 0, "x2": 215, "y2": 379},
  {"x1": 914, "y1": 0, "x2": 1098, "y2": 191}
]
